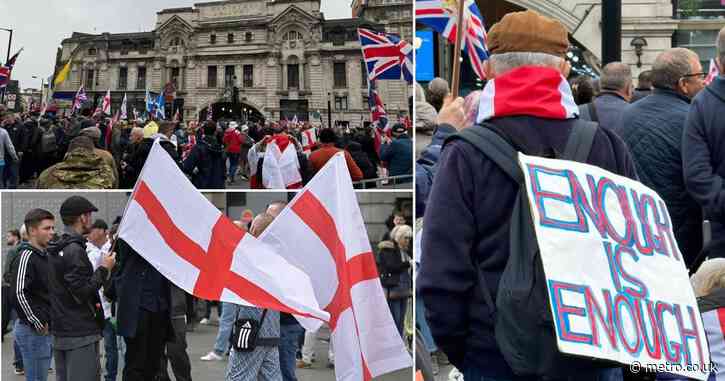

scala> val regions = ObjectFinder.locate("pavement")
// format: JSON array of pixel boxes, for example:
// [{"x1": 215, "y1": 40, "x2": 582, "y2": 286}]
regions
[{"x1": 2, "y1": 319, "x2": 412, "y2": 381}]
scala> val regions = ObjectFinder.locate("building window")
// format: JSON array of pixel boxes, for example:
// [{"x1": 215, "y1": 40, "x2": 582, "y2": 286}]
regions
[
  {"x1": 118, "y1": 67, "x2": 128, "y2": 90},
  {"x1": 333, "y1": 62, "x2": 347, "y2": 88},
  {"x1": 287, "y1": 64, "x2": 300, "y2": 88},
  {"x1": 283, "y1": 31, "x2": 302, "y2": 41},
  {"x1": 334, "y1": 96, "x2": 348, "y2": 110},
  {"x1": 360, "y1": 60, "x2": 368, "y2": 87},
  {"x1": 88, "y1": 48, "x2": 97, "y2": 56},
  {"x1": 225, "y1": 65, "x2": 236, "y2": 87},
  {"x1": 245, "y1": 32, "x2": 253, "y2": 42},
  {"x1": 228, "y1": 33, "x2": 234, "y2": 43},
  {"x1": 136, "y1": 67, "x2": 146, "y2": 89},
  {"x1": 85, "y1": 69, "x2": 95, "y2": 89},
  {"x1": 170, "y1": 37, "x2": 182, "y2": 47},
  {"x1": 210, "y1": 34, "x2": 217, "y2": 44},
  {"x1": 675, "y1": 29, "x2": 718, "y2": 68},
  {"x1": 208, "y1": 66, "x2": 218, "y2": 88},
  {"x1": 243, "y1": 65, "x2": 253, "y2": 88},
  {"x1": 171, "y1": 67, "x2": 180, "y2": 87}
]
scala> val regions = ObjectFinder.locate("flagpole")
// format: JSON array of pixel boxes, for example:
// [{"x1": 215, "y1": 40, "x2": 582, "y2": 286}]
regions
[{"x1": 450, "y1": 0, "x2": 466, "y2": 98}]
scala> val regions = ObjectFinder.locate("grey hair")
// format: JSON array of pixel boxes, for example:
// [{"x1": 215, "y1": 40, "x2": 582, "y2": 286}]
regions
[
  {"x1": 691, "y1": 258, "x2": 725, "y2": 297},
  {"x1": 600, "y1": 62, "x2": 632, "y2": 92},
  {"x1": 130, "y1": 127, "x2": 144, "y2": 136},
  {"x1": 489, "y1": 52, "x2": 563, "y2": 74},
  {"x1": 718, "y1": 26, "x2": 725, "y2": 69},
  {"x1": 651, "y1": 48, "x2": 698, "y2": 90}
]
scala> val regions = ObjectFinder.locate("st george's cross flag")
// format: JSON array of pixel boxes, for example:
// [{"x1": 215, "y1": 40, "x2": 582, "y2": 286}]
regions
[
  {"x1": 262, "y1": 137, "x2": 302, "y2": 189},
  {"x1": 117, "y1": 140, "x2": 329, "y2": 329},
  {"x1": 300, "y1": 127, "x2": 318, "y2": 156},
  {"x1": 102, "y1": 89, "x2": 112, "y2": 115},
  {"x1": 706, "y1": 58, "x2": 720, "y2": 85},
  {"x1": 259, "y1": 152, "x2": 412, "y2": 381}
]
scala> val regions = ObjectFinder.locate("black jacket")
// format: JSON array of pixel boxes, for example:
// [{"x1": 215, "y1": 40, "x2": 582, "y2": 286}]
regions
[
  {"x1": 47, "y1": 228, "x2": 108, "y2": 337},
  {"x1": 183, "y1": 135, "x2": 226, "y2": 189},
  {"x1": 620, "y1": 88, "x2": 703, "y2": 266},
  {"x1": 10, "y1": 242, "x2": 51, "y2": 332},
  {"x1": 419, "y1": 116, "x2": 638, "y2": 375},
  {"x1": 347, "y1": 142, "x2": 377, "y2": 180},
  {"x1": 125, "y1": 137, "x2": 180, "y2": 186},
  {"x1": 684, "y1": 76, "x2": 725, "y2": 262}
]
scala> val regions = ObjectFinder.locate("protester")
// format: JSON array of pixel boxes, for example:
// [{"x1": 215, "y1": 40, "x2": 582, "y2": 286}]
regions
[
  {"x1": 578, "y1": 62, "x2": 633, "y2": 132},
  {"x1": 380, "y1": 124, "x2": 413, "y2": 182},
  {"x1": 419, "y1": 10, "x2": 636, "y2": 380},
  {"x1": 345, "y1": 141, "x2": 377, "y2": 183},
  {"x1": 85, "y1": 219, "x2": 117, "y2": 381},
  {"x1": 683, "y1": 26, "x2": 725, "y2": 269},
  {"x1": 570, "y1": 75, "x2": 595, "y2": 105},
  {"x1": 3, "y1": 225, "x2": 27, "y2": 375},
  {"x1": 0, "y1": 125, "x2": 19, "y2": 188},
  {"x1": 620, "y1": 47, "x2": 706, "y2": 267},
  {"x1": 308, "y1": 128, "x2": 363, "y2": 181},
  {"x1": 199, "y1": 300, "x2": 236, "y2": 361},
  {"x1": 632, "y1": 70, "x2": 654, "y2": 103},
  {"x1": 426, "y1": 77, "x2": 450, "y2": 113},
  {"x1": 48, "y1": 196, "x2": 116, "y2": 381},
  {"x1": 79, "y1": 127, "x2": 119, "y2": 188},
  {"x1": 223, "y1": 122, "x2": 244, "y2": 184},
  {"x1": 36, "y1": 136, "x2": 116, "y2": 189},
  {"x1": 125, "y1": 121, "x2": 180, "y2": 187},
  {"x1": 184, "y1": 121, "x2": 226, "y2": 189},
  {"x1": 387, "y1": 224, "x2": 413, "y2": 336},
  {"x1": 226, "y1": 213, "x2": 282, "y2": 381}
]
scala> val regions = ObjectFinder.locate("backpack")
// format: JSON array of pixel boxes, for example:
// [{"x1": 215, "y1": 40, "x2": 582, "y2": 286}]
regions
[
  {"x1": 444, "y1": 120, "x2": 615, "y2": 378},
  {"x1": 40, "y1": 126, "x2": 58, "y2": 154}
]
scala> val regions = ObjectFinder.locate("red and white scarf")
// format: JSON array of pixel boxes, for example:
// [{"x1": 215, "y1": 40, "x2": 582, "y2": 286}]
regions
[{"x1": 477, "y1": 66, "x2": 579, "y2": 123}]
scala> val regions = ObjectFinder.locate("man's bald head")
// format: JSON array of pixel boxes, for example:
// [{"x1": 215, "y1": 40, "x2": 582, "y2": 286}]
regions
[
  {"x1": 266, "y1": 201, "x2": 287, "y2": 217},
  {"x1": 600, "y1": 62, "x2": 633, "y2": 100},
  {"x1": 250, "y1": 213, "x2": 275, "y2": 238},
  {"x1": 130, "y1": 127, "x2": 144, "y2": 143}
]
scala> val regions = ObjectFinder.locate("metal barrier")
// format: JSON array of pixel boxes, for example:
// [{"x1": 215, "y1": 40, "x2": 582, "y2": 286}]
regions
[{"x1": 352, "y1": 175, "x2": 413, "y2": 189}]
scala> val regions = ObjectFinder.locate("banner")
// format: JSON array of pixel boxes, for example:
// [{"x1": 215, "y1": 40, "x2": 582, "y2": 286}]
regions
[{"x1": 518, "y1": 153, "x2": 710, "y2": 380}]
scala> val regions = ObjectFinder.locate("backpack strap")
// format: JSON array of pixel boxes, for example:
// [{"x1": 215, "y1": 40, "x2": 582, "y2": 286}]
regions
[
  {"x1": 562, "y1": 119, "x2": 598, "y2": 163},
  {"x1": 445, "y1": 125, "x2": 524, "y2": 184}
]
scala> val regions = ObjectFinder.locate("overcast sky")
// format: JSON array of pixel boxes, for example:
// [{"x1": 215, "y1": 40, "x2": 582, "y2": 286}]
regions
[{"x1": 0, "y1": 0, "x2": 351, "y2": 91}]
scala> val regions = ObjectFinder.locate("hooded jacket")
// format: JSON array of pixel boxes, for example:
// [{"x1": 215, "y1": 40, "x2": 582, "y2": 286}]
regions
[
  {"x1": 183, "y1": 135, "x2": 226, "y2": 189},
  {"x1": 684, "y1": 76, "x2": 725, "y2": 261},
  {"x1": 9, "y1": 242, "x2": 51, "y2": 332},
  {"x1": 47, "y1": 227, "x2": 108, "y2": 337},
  {"x1": 36, "y1": 148, "x2": 115, "y2": 189}
]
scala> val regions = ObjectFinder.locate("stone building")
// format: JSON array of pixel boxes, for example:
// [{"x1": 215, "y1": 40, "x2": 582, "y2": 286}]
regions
[
  {"x1": 352, "y1": 0, "x2": 414, "y2": 42},
  {"x1": 418, "y1": 0, "x2": 725, "y2": 91},
  {"x1": 53, "y1": 0, "x2": 411, "y2": 125}
]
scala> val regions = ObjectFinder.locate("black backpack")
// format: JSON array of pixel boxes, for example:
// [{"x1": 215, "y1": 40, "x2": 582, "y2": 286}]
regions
[
  {"x1": 40, "y1": 126, "x2": 58, "y2": 154},
  {"x1": 445, "y1": 120, "x2": 616, "y2": 378}
]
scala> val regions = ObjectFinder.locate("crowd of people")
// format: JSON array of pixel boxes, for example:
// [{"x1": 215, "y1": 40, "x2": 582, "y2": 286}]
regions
[
  {"x1": 416, "y1": 9, "x2": 725, "y2": 381},
  {"x1": 0, "y1": 107, "x2": 413, "y2": 190},
  {"x1": 1, "y1": 196, "x2": 413, "y2": 381}
]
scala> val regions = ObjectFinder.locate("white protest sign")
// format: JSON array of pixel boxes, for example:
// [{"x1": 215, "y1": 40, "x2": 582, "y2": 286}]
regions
[{"x1": 518, "y1": 153, "x2": 710, "y2": 380}]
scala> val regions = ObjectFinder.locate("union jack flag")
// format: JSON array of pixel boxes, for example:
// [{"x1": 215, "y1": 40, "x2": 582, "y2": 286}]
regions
[
  {"x1": 72, "y1": 85, "x2": 88, "y2": 113},
  {"x1": 416, "y1": 0, "x2": 489, "y2": 81},
  {"x1": 368, "y1": 80, "x2": 388, "y2": 130},
  {"x1": 0, "y1": 48, "x2": 23, "y2": 89},
  {"x1": 358, "y1": 28, "x2": 413, "y2": 83}
]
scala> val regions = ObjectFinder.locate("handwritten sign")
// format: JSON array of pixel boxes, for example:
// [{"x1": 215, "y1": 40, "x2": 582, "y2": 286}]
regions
[{"x1": 518, "y1": 153, "x2": 710, "y2": 380}]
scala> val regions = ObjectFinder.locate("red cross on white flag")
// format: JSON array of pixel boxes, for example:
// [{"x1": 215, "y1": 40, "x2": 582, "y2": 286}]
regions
[{"x1": 117, "y1": 140, "x2": 411, "y2": 380}]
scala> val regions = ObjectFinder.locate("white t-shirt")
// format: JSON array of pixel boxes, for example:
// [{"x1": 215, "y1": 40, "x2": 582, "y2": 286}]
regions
[{"x1": 86, "y1": 240, "x2": 112, "y2": 319}]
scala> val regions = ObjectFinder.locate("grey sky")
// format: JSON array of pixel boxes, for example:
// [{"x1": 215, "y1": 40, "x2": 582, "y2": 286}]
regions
[{"x1": 0, "y1": 0, "x2": 352, "y2": 92}]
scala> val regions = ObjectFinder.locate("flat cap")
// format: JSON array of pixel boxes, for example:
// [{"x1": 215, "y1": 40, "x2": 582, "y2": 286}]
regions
[
  {"x1": 60, "y1": 196, "x2": 98, "y2": 218},
  {"x1": 488, "y1": 10, "x2": 569, "y2": 57},
  {"x1": 91, "y1": 219, "x2": 108, "y2": 230}
]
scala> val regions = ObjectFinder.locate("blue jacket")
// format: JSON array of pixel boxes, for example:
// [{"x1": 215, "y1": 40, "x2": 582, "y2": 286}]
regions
[
  {"x1": 684, "y1": 76, "x2": 725, "y2": 258},
  {"x1": 380, "y1": 135, "x2": 413, "y2": 178},
  {"x1": 415, "y1": 124, "x2": 456, "y2": 218},
  {"x1": 620, "y1": 88, "x2": 703, "y2": 266},
  {"x1": 419, "y1": 116, "x2": 637, "y2": 376},
  {"x1": 578, "y1": 92, "x2": 629, "y2": 134}
]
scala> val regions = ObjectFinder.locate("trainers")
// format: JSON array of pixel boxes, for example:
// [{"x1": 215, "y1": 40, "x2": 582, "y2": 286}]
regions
[
  {"x1": 200, "y1": 351, "x2": 224, "y2": 361},
  {"x1": 199, "y1": 318, "x2": 210, "y2": 325},
  {"x1": 14, "y1": 367, "x2": 24, "y2": 375},
  {"x1": 296, "y1": 359, "x2": 312, "y2": 369}
]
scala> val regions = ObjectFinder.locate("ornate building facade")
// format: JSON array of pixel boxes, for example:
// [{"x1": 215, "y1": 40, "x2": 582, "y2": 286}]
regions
[{"x1": 54, "y1": 0, "x2": 411, "y2": 125}]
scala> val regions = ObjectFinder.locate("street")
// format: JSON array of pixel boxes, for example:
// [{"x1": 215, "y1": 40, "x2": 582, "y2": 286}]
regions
[{"x1": 2, "y1": 322, "x2": 412, "y2": 380}]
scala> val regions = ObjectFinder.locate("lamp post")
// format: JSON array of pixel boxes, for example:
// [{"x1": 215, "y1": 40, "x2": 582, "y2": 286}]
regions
[
  {"x1": 1, "y1": 28, "x2": 12, "y2": 104},
  {"x1": 32, "y1": 75, "x2": 45, "y2": 112}
]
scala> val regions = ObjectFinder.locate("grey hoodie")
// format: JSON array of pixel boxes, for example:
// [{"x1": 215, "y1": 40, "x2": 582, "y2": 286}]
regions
[{"x1": 0, "y1": 127, "x2": 19, "y2": 164}]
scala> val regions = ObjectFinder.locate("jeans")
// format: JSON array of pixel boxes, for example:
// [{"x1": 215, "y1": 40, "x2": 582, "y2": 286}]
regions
[
  {"x1": 102, "y1": 320, "x2": 118, "y2": 381},
  {"x1": 279, "y1": 323, "x2": 304, "y2": 381},
  {"x1": 14, "y1": 320, "x2": 52, "y2": 381},
  {"x1": 388, "y1": 298, "x2": 407, "y2": 337},
  {"x1": 463, "y1": 366, "x2": 624, "y2": 381},
  {"x1": 227, "y1": 153, "x2": 240, "y2": 180},
  {"x1": 4, "y1": 161, "x2": 18, "y2": 189},
  {"x1": 14, "y1": 336, "x2": 24, "y2": 368},
  {"x1": 213, "y1": 302, "x2": 239, "y2": 356},
  {"x1": 0, "y1": 163, "x2": 5, "y2": 188},
  {"x1": 415, "y1": 295, "x2": 437, "y2": 353}
]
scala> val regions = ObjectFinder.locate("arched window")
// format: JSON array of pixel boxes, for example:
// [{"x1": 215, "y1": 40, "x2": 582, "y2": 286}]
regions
[
  {"x1": 283, "y1": 30, "x2": 302, "y2": 41},
  {"x1": 88, "y1": 47, "x2": 97, "y2": 56},
  {"x1": 169, "y1": 37, "x2": 182, "y2": 47}
]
